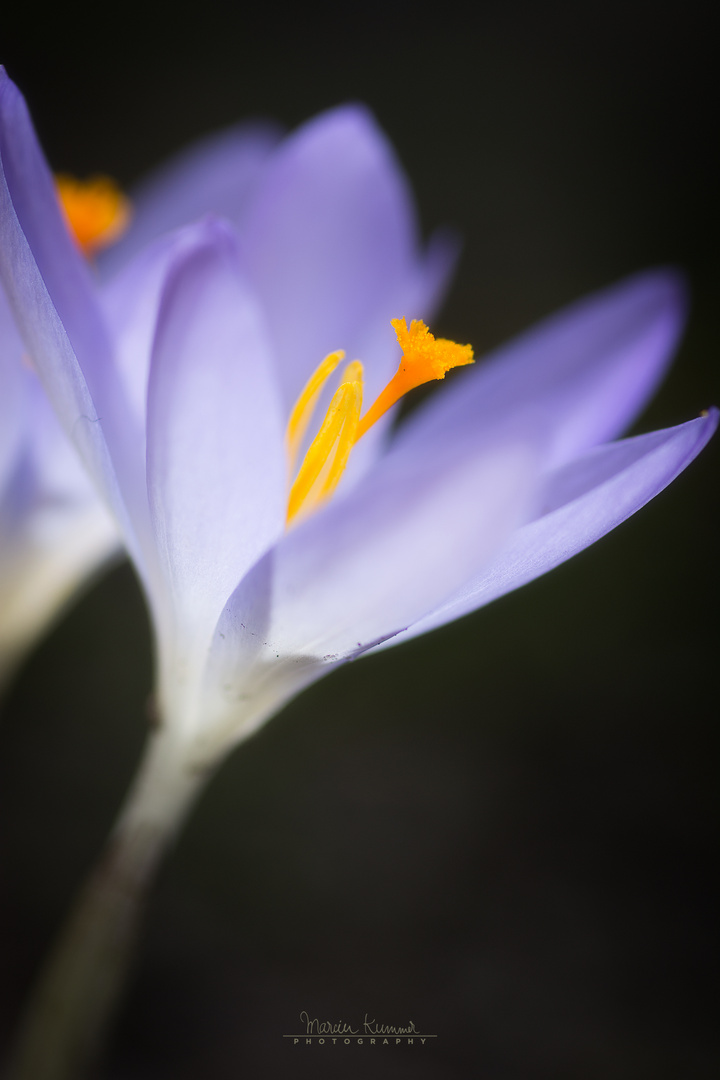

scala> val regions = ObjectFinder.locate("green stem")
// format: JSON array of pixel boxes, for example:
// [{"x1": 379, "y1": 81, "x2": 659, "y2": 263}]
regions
[{"x1": 5, "y1": 725, "x2": 213, "y2": 1080}]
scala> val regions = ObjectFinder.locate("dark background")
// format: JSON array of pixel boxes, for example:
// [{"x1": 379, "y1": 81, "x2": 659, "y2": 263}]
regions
[{"x1": 1, "y1": 2, "x2": 718, "y2": 1077}]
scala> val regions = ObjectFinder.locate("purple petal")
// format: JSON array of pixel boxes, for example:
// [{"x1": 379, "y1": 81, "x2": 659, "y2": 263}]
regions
[
  {"x1": 337, "y1": 228, "x2": 461, "y2": 489},
  {"x1": 0, "y1": 70, "x2": 112, "y2": 414},
  {"x1": 395, "y1": 270, "x2": 689, "y2": 470},
  {"x1": 0, "y1": 69, "x2": 146, "y2": 555},
  {"x1": 212, "y1": 421, "x2": 542, "y2": 686},
  {"x1": 146, "y1": 219, "x2": 286, "y2": 631},
  {"x1": 0, "y1": 473, "x2": 118, "y2": 685},
  {"x1": 0, "y1": 284, "x2": 26, "y2": 490},
  {"x1": 382, "y1": 409, "x2": 718, "y2": 647},
  {"x1": 240, "y1": 105, "x2": 444, "y2": 413},
  {"x1": 0, "y1": 281, "x2": 108, "y2": 543},
  {"x1": 101, "y1": 224, "x2": 234, "y2": 432},
  {"x1": 97, "y1": 121, "x2": 282, "y2": 279}
]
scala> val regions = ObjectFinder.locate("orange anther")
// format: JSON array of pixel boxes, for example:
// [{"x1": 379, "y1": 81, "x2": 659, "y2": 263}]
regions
[{"x1": 55, "y1": 174, "x2": 131, "y2": 255}]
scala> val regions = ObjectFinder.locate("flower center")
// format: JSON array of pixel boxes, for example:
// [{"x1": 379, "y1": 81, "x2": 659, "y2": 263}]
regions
[
  {"x1": 55, "y1": 174, "x2": 131, "y2": 255},
  {"x1": 285, "y1": 318, "x2": 474, "y2": 526}
]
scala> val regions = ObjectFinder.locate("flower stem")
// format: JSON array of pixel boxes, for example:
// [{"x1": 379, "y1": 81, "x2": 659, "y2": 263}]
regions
[{"x1": 5, "y1": 725, "x2": 213, "y2": 1080}]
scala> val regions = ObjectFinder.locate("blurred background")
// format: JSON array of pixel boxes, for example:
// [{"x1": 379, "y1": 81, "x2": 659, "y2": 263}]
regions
[{"x1": 1, "y1": 1, "x2": 718, "y2": 1077}]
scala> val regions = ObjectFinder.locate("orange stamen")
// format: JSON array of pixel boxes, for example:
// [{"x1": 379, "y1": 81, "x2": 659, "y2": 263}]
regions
[
  {"x1": 285, "y1": 350, "x2": 344, "y2": 471},
  {"x1": 286, "y1": 361, "x2": 363, "y2": 526},
  {"x1": 283, "y1": 319, "x2": 474, "y2": 526},
  {"x1": 355, "y1": 318, "x2": 473, "y2": 441},
  {"x1": 55, "y1": 174, "x2": 131, "y2": 255}
]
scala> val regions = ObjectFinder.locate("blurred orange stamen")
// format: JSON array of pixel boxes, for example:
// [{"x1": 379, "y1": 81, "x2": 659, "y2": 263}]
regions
[{"x1": 55, "y1": 174, "x2": 131, "y2": 255}]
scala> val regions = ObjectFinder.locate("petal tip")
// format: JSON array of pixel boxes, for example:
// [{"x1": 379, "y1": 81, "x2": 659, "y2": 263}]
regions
[
  {"x1": 285, "y1": 102, "x2": 399, "y2": 180},
  {"x1": 625, "y1": 265, "x2": 690, "y2": 329}
]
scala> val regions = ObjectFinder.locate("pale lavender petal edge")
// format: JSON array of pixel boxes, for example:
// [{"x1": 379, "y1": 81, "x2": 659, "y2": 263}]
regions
[
  {"x1": 212, "y1": 419, "x2": 545, "y2": 677},
  {"x1": 146, "y1": 218, "x2": 286, "y2": 631},
  {"x1": 0, "y1": 69, "x2": 115, "y2": 408},
  {"x1": 0, "y1": 284, "x2": 26, "y2": 489},
  {"x1": 240, "y1": 104, "x2": 430, "y2": 411},
  {"x1": 395, "y1": 269, "x2": 689, "y2": 470},
  {"x1": 98, "y1": 121, "x2": 283, "y2": 279},
  {"x1": 376, "y1": 409, "x2": 718, "y2": 650},
  {"x1": 0, "y1": 68, "x2": 148, "y2": 567}
]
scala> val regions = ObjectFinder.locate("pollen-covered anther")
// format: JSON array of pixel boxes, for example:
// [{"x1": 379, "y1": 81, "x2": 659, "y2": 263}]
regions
[
  {"x1": 284, "y1": 319, "x2": 474, "y2": 527},
  {"x1": 55, "y1": 174, "x2": 131, "y2": 255},
  {"x1": 285, "y1": 350, "x2": 345, "y2": 471},
  {"x1": 286, "y1": 360, "x2": 364, "y2": 526},
  {"x1": 355, "y1": 318, "x2": 474, "y2": 440}
]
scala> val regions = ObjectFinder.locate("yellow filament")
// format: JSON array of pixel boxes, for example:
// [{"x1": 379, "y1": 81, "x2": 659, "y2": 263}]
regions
[
  {"x1": 55, "y1": 174, "x2": 131, "y2": 255},
  {"x1": 317, "y1": 361, "x2": 364, "y2": 499},
  {"x1": 286, "y1": 361, "x2": 364, "y2": 526},
  {"x1": 285, "y1": 350, "x2": 344, "y2": 470},
  {"x1": 355, "y1": 318, "x2": 473, "y2": 440}
]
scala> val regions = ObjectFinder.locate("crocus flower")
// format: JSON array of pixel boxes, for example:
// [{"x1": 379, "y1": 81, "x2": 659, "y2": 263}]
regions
[
  {"x1": 0, "y1": 66, "x2": 716, "y2": 774},
  {"x1": 1, "y1": 67, "x2": 716, "y2": 1080}
]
